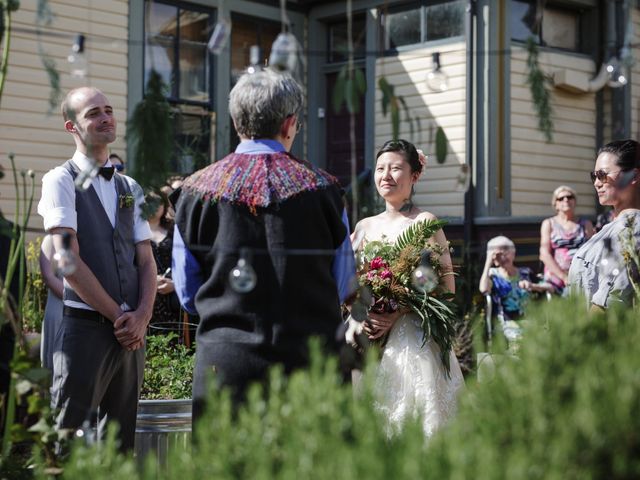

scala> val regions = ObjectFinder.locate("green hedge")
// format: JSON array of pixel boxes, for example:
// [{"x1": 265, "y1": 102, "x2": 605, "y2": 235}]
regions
[{"x1": 52, "y1": 297, "x2": 640, "y2": 479}]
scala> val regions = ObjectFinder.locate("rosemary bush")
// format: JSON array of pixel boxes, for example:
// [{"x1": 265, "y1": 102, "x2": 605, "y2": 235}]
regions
[{"x1": 53, "y1": 298, "x2": 640, "y2": 479}]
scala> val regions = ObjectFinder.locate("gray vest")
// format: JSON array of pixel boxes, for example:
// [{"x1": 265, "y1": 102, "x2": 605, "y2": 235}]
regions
[{"x1": 63, "y1": 160, "x2": 140, "y2": 309}]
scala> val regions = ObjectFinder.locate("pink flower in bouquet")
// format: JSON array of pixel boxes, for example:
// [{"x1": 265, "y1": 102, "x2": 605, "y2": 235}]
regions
[
  {"x1": 379, "y1": 269, "x2": 393, "y2": 280},
  {"x1": 369, "y1": 257, "x2": 388, "y2": 270},
  {"x1": 366, "y1": 271, "x2": 378, "y2": 281}
]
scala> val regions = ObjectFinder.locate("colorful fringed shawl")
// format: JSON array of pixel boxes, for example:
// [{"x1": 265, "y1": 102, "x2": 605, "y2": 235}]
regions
[{"x1": 181, "y1": 152, "x2": 340, "y2": 214}]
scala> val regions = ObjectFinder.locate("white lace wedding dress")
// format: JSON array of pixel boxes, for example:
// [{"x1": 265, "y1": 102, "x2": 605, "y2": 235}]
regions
[
  {"x1": 375, "y1": 313, "x2": 464, "y2": 437},
  {"x1": 360, "y1": 218, "x2": 465, "y2": 437}
]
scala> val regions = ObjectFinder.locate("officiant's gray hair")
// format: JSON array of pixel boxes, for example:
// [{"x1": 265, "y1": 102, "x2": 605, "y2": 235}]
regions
[
  {"x1": 229, "y1": 68, "x2": 303, "y2": 140},
  {"x1": 487, "y1": 236, "x2": 516, "y2": 252}
]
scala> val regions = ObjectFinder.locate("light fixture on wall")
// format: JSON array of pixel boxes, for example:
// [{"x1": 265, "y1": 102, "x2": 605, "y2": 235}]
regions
[
  {"x1": 426, "y1": 52, "x2": 449, "y2": 93},
  {"x1": 605, "y1": 57, "x2": 628, "y2": 88},
  {"x1": 67, "y1": 34, "x2": 88, "y2": 78}
]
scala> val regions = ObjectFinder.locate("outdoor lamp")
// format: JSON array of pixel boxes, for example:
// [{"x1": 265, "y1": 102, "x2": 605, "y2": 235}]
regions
[{"x1": 426, "y1": 52, "x2": 449, "y2": 93}]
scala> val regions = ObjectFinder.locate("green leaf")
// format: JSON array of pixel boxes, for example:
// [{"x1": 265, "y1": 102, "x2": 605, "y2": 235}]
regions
[
  {"x1": 378, "y1": 77, "x2": 393, "y2": 116},
  {"x1": 390, "y1": 98, "x2": 400, "y2": 140},
  {"x1": 435, "y1": 126, "x2": 448, "y2": 164},
  {"x1": 332, "y1": 69, "x2": 346, "y2": 114}
]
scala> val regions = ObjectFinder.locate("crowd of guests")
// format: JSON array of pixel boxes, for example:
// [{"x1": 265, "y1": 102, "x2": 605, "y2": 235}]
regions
[
  {"x1": 480, "y1": 139, "x2": 640, "y2": 321},
  {"x1": 0, "y1": 66, "x2": 634, "y2": 452}
]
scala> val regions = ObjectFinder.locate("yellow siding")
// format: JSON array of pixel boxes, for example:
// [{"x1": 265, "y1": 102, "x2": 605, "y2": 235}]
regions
[
  {"x1": 632, "y1": 8, "x2": 640, "y2": 141},
  {"x1": 374, "y1": 41, "x2": 467, "y2": 219},
  {"x1": 510, "y1": 45, "x2": 597, "y2": 218},
  {"x1": 0, "y1": 0, "x2": 129, "y2": 236}
]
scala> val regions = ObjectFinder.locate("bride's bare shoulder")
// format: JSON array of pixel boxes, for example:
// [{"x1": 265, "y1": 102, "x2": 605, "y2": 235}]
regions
[
  {"x1": 354, "y1": 212, "x2": 386, "y2": 231},
  {"x1": 414, "y1": 210, "x2": 438, "y2": 222}
]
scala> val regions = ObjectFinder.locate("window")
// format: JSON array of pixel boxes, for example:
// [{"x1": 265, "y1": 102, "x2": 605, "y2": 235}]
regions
[
  {"x1": 328, "y1": 16, "x2": 367, "y2": 63},
  {"x1": 144, "y1": 0, "x2": 213, "y2": 173},
  {"x1": 381, "y1": 1, "x2": 465, "y2": 51},
  {"x1": 511, "y1": 0, "x2": 582, "y2": 52}
]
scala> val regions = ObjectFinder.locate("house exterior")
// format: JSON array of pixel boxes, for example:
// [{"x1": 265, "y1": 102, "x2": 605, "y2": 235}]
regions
[{"x1": 1, "y1": 0, "x2": 638, "y2": 273}]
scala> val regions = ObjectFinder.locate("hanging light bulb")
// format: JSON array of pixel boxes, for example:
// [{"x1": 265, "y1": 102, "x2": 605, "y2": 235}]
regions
[
  {"x1": 605, "y1": 57, "x2": 628, "y2": 88},
  {"x1": 52, "y1": 232, "x2": 77, "y2": 277},
  {"x1": 73, "y1": 161, "x2": 100, "y2": 192},
  {"x1": 74, "y1": 413, "x2": 97, "y2": 446},
  {"x1": 426, "y1": 52, "x2": 449, "y2": 93},
  {"x1": 207, "y1": 17, "x2": 231, "y2": 55},
  {"x1": 600, "y1": 238, "x2": 622, "y2": 280},
  {"x1": 247, "y1": 45, "x2": 262, "y2": 74},
  {"x1": 229, "y1": 249, "x2": 257, "y2": 293},
  {"x1": 455, "y1": 164, "x2": 470, "y2": 192},
  {"x1": 411, "y1": 251, "x2": 438, "y2": 293},
  {"x1": 68, "y1": 34, "x2": 88, "y2": 78},
  {"x1": 269, "y1": 32, "x2": 298, "y2": 72}
]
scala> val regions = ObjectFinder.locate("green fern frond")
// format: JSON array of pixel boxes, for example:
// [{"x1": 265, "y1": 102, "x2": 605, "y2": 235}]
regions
[{"x1": 393, "y1": 218, "x2": 447, "y2": 253}]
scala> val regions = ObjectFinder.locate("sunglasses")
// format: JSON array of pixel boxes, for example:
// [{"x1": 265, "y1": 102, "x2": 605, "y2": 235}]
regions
[
  {"x1": 113, "y1": 164, "x2": 124, "y2": 172},
  {"x1": 589, "y1": 169, "x2": 622, "y2": 183},
  {"x1": 556, "y1": 195, "x2": 575, "y2": 202}
]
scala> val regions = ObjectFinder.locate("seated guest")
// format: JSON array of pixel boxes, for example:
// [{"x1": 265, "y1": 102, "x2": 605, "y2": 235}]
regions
[
  {"x1": 539, "y1": 185, "x2": 594, "y2": 295},
  {"x1": 480, "y1": 236, "x2": 552, "y2": 320}
]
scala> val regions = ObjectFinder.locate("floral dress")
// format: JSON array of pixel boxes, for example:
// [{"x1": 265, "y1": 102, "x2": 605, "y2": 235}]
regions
[
  {"x1": 544, "y1": 218, "x2": 588, "y2": 293},
  {"x1": 489, "y1": 267, "x2": 533, "y2": 320}
]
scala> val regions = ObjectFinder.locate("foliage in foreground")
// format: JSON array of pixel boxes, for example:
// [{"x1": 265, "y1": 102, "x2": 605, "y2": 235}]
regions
[{"x1": 52, "y1": 297, "x2": 640, "y2": 479}]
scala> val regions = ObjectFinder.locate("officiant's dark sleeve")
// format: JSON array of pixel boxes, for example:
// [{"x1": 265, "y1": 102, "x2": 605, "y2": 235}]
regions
[{"x1": 172, "y1": 192, "x2": 219, "y2": 314}]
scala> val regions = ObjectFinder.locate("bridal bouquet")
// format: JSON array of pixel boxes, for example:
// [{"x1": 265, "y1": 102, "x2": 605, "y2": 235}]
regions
[{"x1": 351, "y1": 219, "x2": 458, "y2": 372}]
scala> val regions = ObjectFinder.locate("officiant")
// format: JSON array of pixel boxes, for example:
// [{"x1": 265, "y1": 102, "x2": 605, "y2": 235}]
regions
[{"x1": 172, "y1": 67, "x2": 355, "y2": 423}]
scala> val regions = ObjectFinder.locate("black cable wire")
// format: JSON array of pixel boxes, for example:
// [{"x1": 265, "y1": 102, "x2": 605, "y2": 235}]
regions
[{"x1": 12, "y1": 25, "x2": 631, "y2": 58}]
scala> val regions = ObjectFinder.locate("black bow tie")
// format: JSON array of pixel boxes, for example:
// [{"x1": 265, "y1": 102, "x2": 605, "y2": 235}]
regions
[{"x1": 98, "y1": 166, "x2": 115, "y2": 181}]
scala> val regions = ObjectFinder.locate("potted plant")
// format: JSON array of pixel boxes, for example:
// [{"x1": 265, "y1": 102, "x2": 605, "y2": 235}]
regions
[{"x1": 135, "y1": 331, "x2": 195, "y2": 465}]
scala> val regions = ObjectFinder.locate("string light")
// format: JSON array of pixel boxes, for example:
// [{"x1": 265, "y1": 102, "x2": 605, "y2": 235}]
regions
[
  {"x1": 426, "y1": 52, "x2": 449, "y2": 93},
  {"x1": 600, "y1": 238, "x2": 622, "y2": 280},
  {"x1": 67, "y1": 34, "x2": 88, "y2": 78},
  {"x1": 605, "y1": 57, "x2": 628, "y2": 88},
  {"x1": 411, "y1": 251, "x2": 439, "y2": 293},
  {"x1": 52, "y1": 231, "x2": 77, "y2": 277},
  {"x1": 455, "y1": 164, "x2": 470, "y2": 192},
  {"x1": 228, "y1": 248, "x2": 257, "y2": 293},
  {"x1": 74, "y1": 162, "x2": 100, "y2": 192},
  {"x1": 207, "y1": 18, "x2": 231, "y2": 55}
]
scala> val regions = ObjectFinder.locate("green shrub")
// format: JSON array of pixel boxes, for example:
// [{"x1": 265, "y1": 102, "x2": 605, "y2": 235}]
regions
[
  {"x1": 53, "y1": 298, "x2": 640, "y2": 479},
  {"x1": 22, "y1": 238, "x2": 46, "y2": 333},
  {"x1": 140, "y1": 333, "x2": 194, "y2": 400}
]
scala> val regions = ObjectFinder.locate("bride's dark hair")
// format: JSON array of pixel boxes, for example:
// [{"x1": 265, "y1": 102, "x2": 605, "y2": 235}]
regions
[{"x1": 376, "y1": 139, "x2": 423, "y2": 176}]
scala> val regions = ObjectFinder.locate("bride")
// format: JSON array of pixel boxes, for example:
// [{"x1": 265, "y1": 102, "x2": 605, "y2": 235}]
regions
[{"x1": 349, "y1": 139, "x2": 464, "y2": 437}]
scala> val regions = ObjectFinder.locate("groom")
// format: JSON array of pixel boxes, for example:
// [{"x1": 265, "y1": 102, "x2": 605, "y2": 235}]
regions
[{"x1": 172, "y1": 68, "x2": 355, "y2": 421}]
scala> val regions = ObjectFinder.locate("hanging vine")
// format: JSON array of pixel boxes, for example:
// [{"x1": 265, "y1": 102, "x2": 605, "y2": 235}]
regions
[{"x1": 525, "y1": 37, "x2": 553, "y2": 142}]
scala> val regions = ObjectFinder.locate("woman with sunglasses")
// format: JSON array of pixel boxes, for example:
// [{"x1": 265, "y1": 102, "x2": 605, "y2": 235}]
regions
[
  {"x1": 569, "y1": 139, "x2": 640, "y2": 310},
  {"x1": 539, "y1": 186, "x2": 594, "y2": 294}
]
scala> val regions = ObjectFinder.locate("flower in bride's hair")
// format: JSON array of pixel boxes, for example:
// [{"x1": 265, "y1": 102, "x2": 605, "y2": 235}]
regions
[{"x1": 416, "y1": 149, "x2": 428, "y2": 168}]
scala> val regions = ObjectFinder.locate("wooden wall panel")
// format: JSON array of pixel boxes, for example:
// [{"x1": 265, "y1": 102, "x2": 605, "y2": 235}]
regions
[
  {"x1": 374, "y1": 41, "x2": 467, "y2": 219},
  {"x1": 0, "y1": 1, "x2": 129, "y2": 236}
]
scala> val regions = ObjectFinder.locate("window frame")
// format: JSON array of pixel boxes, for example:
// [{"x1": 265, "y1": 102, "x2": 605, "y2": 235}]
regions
[
  {"x1": 379, "y1": 0, "x2": 466, "y2": 54},
  {"x1": 509, "y1": 0, "x2": 597, "y2": 56},
  {"x1": 143, "y1": 0, "x2": 215, "y2": 109}
]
